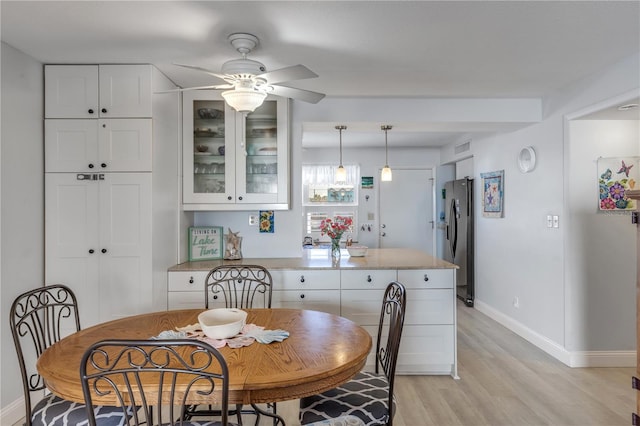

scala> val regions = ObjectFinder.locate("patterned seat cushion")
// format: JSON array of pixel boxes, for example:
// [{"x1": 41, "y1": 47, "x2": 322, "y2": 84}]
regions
[
  {"x1": 303, "y1": 414, "x2": 366, "y2": 425},
  {"x1": 299, "y1": 371, "x2": 394, "y2": 426},
  {"x1": 31, "y1": 393, "x2": 129, "y2": 425}
]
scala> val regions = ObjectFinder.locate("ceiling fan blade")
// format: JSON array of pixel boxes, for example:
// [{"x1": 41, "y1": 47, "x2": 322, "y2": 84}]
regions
[
  {"x1": 259, "y1": 65, "x2": 318, "y2": 85},
  {"x1": 155, "y1": 84, "x2": 233, "y2": 94},
  {"x1": 269, "y1": 84, "x2": 326, "y2": 104},
  {"x1": 173, "y1": 63, "x2": 229, "y2": 81}
]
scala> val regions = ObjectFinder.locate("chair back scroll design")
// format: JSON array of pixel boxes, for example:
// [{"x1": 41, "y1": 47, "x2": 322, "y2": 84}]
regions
[
  {"x1": 375, "y1": 281, "x2": 406, "y2": 422},
  {"x1": 205, "y1": 265, "x2": 273, "y2": 309},
  {"x1": 10, "y1": 284, "x2": 81, "y2": 424},
  {"x1": 80, "y1": 339, "x2": 230, "y2": 426}
]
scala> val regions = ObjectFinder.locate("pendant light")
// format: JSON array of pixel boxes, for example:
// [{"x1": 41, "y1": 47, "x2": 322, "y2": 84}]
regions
[
  {"x1": 381, "y1": 125, "x2": 393, "y2": 182},
  {"x1": 335, "y1": 125, "x2": 347, "y2": 183}
]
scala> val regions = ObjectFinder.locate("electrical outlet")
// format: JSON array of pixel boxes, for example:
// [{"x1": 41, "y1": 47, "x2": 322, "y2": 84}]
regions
[
  {"x1": 513, "y1": 297, "x2": 519, "y2": 308},
  {"x1": 249, "y1": 214, "x2": 258, "y2": 226},
  {"x1": 552, "y1": 215, "x2": 559, "y2": 228}
]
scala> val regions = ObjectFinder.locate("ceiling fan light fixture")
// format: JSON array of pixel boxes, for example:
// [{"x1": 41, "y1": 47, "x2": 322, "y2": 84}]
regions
[
  {"x1": 335, "y1": 125, "x2": 347, "y2": 184},
  {"x1": 221, "y1": 87, "x2": 267, "y2": 113},
  {"x1": 381, "y1": 125, "x2": 393, "y2": 182}
]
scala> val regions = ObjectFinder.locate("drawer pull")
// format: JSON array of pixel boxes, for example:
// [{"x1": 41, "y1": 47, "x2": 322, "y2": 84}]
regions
[
  {"x1": 424, "y1": 274, "x2": 429, "y2": 282},
  {"x1": 299, "y1": 294, "x2": 305, "y2": 299},
  {"x1": 367, "y1": 275, "x2": 372, "y2": 283},
  {"x1": 189, "y1": 276, "x2": 194, "y2": 284},
  {"x1": 300, "y1": 275, "x2": 305, "y2": 283},
  {"x1": 213, "y1": 295, "x2": 218, "y2": 300}
]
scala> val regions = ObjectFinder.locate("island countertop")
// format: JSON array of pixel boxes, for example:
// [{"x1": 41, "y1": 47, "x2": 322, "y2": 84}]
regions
[{"x1": 169, "y1": 248, "x2": 457, "y2": 271}]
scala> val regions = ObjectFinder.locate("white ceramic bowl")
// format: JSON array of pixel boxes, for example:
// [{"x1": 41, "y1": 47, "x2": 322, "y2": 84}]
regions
[
  {"x1": 198, "y1": 308, "x2": 248, "y2": 339},
  {"x1": 347, "y1": 245, "x2": 368, "y2": 257}
]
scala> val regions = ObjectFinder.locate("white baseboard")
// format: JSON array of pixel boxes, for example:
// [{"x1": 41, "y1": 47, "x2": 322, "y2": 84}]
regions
[
  {"x1": 474, "y1": 300, "x2": 636, "y2": 368},
  {"x1": 1, "y1": 396, "x2": 25, "y2": 426}
]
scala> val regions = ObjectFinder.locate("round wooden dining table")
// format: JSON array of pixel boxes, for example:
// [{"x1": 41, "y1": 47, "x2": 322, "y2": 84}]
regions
[{"x1": 37, "y1": 308, "x2": 372, "y2": 408}]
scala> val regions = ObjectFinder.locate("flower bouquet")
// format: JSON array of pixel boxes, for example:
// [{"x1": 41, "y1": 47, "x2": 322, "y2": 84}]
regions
[{"x1": 320, "y1": 216, "x2": 353, "y2": 260}]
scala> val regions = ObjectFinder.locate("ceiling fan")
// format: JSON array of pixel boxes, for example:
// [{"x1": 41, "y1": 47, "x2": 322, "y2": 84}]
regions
[{"x1": 173, "y1": 33, "x2": 325, "y2": 113}]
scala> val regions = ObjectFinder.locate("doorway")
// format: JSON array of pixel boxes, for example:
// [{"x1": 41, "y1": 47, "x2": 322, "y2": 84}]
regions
[{"x1": 378, "y1": 168, "x2": 435, "y2": 254}]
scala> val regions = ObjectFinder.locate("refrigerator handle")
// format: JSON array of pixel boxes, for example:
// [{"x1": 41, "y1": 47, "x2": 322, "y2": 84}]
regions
[{"x1": 449, "y1": 199, "x2": 457, "y2": 258}]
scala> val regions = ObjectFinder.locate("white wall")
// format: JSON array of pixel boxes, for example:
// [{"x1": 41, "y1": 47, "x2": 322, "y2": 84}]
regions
[
  {"x1": 1, "y1": 42, "x2": 43, "y2": 415},
  {"x1": 301, "y1": 146, "x2": 442, "y2": 249},
  {"x1": 452, "y1": 52, "x2": 639, "y2": 363},
  {"x1": 567, "y1": 119, "x2": 638, "y2": 351}
]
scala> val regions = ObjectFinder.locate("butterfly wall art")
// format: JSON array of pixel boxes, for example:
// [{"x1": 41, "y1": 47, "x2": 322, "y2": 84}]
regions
[{"x1": 597, "y1": 157, "x2": 638, "y2": 211}]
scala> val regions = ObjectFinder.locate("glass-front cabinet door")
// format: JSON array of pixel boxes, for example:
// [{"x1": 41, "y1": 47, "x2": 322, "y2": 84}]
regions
[
  {"x1": 182, "y1": 91, "x2": 289, "y2": 210},
  {"x1": 237, "y1": 97, "x2": 289, "y2": 205}
]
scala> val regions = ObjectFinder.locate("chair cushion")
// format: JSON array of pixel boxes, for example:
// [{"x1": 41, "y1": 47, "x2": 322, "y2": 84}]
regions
[
  {"x1": 299, "y1": 371, "x2": 393, "y2": 426},
  {"x1": 31, "y1": 393, "x2": 128, "y2": 426},
  {"x1": 303, "y1": 414, "x2": 366, "y2": 425}
]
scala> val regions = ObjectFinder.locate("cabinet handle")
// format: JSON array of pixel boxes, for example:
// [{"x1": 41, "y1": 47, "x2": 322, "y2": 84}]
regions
[
  {"x1": 101, "y1": 163, "x2": 107, "y2": 168},
  {"x1": 227, "y1": 196, "x2": 232, "y2": 200},
  {"x1": 213, "y1": 295, "x2": 218, "y2": 300},
  {"x1": 88, "y1": 109, "x2": 94, "y2": 114},
  {"x1": 88, "y1": 164, "x2": 94, "y2": 169},
  {"x1": 299, "y1": 294, "x2": 305, "y2": 299},
  {"x1": 424, "y1": 274, "x2": 429, "y2": 282},
  {"x1": 300, "y1": 275, "x2": 305, "y2": 283},
  {"x1": 238, "y1": 196, "x2": 243, "y2": 201},
  {"x1": 189, "y1": 276, "x2": 194, "y2": 284},
  {"x1": 367, "y1": 275, "x2": 372, "y2": 283},
  {"x1": 102, "y1": 124, "x2": 106, "y2": 128},
  {"x1": 381, "y1": 232, "x2": 386, "y2": 237},
  {"x1": 88, "y1": 249, "x2": 95, "y2": 254},
  {"x1": 101, "y1": 248, "x2": 107, "y2": 254},
  {"x1": 101, "y1": 108, "x2": 107, "y2": 114}
]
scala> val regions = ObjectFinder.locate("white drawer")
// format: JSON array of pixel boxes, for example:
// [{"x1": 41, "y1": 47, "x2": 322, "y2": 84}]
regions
[
  {"x1": 361, "y1": 324, "x2": 455, "y2": 374},
  {"x1": 341, "y1": 269, "x2": 397, "y2": 290},
  {"x1": 397, "y1": 269, "x2": 454, "y2": 289},
  {"x1": 272, "y1": 290, "x2": 340, "y2": 315},
  {"x1": 341, "y1": 288, "x2": 453, "y2": 326},
  {"x1": 341, "y1": 289, "x2": 385, "y2": 325},
  {"x1": 168, "y1": 271, "x2": 208, "y2": 292},
  {"x1": 270, "y1": 269, "x2": 340, "y2": 290},
  {"x1": 168, "y1": 291, "x2": 224, "y2": 310}
]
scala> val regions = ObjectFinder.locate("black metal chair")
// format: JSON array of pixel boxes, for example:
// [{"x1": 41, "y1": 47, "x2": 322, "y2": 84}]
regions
[
  {"x1": 10, "y1": 284, "x2": 127, "y2": 426},
  {"x1": 80, "y1": 339, "x2": 234, "y2": 426},
  {"x1": 184, "y1": 265, "x2": 275, "y2": 425},
  {"x1": 299, "y1": 281, "x2": 407, "y2": 426},
  {"x1": 204, "y1": 264, "x2": 273, "y2": 309}
]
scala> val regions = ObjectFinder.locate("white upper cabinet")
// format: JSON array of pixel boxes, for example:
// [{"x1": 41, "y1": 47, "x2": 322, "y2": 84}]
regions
[
  {"x1": 45, "y1": 119, "x2": 152, "y2": 172},
  {"x1": 182, "y1": 90, "x2": 290, "y2": 210},
  {"x1": 45, "y1": 65, "x2": 152, "y2": 118}
]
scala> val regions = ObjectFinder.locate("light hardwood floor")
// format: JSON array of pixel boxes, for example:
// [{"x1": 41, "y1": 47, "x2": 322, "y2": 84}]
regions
[
  {"x1": 276, "y1": 302, "x2": 634, "y2": 426},
  {"x1": 16, "y1": 302, "x2": 633, "y2": 425}
]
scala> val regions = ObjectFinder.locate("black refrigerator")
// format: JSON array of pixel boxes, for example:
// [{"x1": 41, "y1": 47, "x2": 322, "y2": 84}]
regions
[{"x1": 444, "y1": 178, "x2": 474, "y2": 306}]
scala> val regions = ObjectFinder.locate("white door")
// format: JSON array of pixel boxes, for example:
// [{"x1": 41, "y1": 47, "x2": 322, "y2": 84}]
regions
[
  {"x1": 45, "y1": 65, "x2": 99, "y2": 118},
  {"x1": 99, "y1": 173, "x2": 153, "y2": 322},
  {"x1": 378, "y1": 168, "x2": 435, "y2": 254},
  {"x1": 98, "y1": 65, "x2": 152, "y2": 118},
  {"x1": 45, "y1": 173, "x2": 100, "y2": 328},
  {"x1": 98, "y1": 119, "x2": 152, "y2": 172},
  {"x1": 45, "y1": 119, "x2": 99, "y2": 172}
]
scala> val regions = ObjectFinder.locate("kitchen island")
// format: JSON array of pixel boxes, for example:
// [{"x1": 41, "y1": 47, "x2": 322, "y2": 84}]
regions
[{"x1": 168, "y1": 248, "x2": 459, "y2": 377}]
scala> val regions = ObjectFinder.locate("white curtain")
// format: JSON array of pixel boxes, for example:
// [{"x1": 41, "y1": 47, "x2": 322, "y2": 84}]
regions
[{"x1": 302, "y1": 164, "x2": 359, "y2": 186}]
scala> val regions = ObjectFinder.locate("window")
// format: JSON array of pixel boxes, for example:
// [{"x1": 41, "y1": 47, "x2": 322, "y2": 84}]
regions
[{"x1": 302, "y1": 164, "x2": 360, "y2": 242}]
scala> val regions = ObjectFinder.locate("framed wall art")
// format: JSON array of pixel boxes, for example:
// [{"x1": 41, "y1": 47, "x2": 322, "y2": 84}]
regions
[
  {"x1": 481, "y1": 170, "x2": 505, "y2": 218},
  {"x1": 597, "y1": 156, "x2": 638, "y2": 211},
  {"x1": 188, "y1": 226, "x2": 223, "y2": 261}
]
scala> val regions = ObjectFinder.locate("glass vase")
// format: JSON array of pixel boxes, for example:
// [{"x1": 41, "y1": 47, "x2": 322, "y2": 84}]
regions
[{"x1": 330, "y1": 237, "x2": 341, "y2": 261}]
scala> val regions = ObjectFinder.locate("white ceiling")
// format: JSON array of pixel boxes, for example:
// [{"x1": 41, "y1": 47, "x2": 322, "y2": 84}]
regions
[{"x1": 2, "y1": 1, "x2": 639, "y2": 148}]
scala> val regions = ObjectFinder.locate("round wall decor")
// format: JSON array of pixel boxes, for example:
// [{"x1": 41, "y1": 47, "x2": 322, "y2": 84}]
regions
[{"x1": 518, "y1": 146, "x2": 536, "y2": 173}]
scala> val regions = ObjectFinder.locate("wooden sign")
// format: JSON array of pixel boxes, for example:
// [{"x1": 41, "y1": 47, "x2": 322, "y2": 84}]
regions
[{"x1": 188, "y1": 226, "x2": 223, "y2": 261}]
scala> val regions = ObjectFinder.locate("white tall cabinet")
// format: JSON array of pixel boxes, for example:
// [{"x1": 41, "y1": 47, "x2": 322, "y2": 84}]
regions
[{"x1": 45, "y1": 64, "x2": 180, "y2": 327}]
